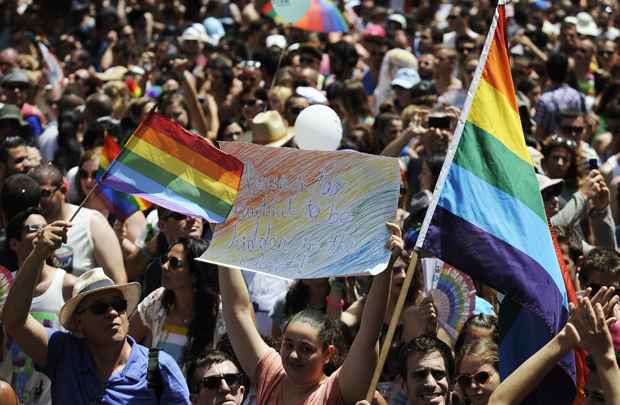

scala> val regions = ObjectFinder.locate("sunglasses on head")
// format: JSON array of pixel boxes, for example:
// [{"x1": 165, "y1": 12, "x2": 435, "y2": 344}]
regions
[
  {"x1": 200, "y1": 373, "x2": 242, "y2": 391},
  {"x1": 411, "y1": 367, "x2": 447, "y2": 381},
  {"x1": 78, "y1": 298, "x2": 128, "y2": 316},
  {"x1": 457, "y1": 370, "x2": 491, "y2": 388},
  {"x1": 23, "y1": 224, "x2": 44, "y2": 233},
  {"x1": 160, "y1": 255, "x2": 184, "y2": 269}
]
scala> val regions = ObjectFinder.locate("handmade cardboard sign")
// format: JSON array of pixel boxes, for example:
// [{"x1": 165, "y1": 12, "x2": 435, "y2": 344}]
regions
[{"x1": 199, "y1": 142, "x2": 400, "y2": 279}]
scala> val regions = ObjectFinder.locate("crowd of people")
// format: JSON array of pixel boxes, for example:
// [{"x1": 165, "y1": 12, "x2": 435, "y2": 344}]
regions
[{"x1": 0, "y1": 0, "x2": 619, "y2": 404}]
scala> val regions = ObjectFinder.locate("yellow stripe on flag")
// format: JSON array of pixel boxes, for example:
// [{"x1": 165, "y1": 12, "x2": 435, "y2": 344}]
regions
[
  {"x1": 467, "y1": 79, "x2": 532, "y2": 165},
  {"x1": 128, "y1": 137, "x2": 239, "y2": 205}
]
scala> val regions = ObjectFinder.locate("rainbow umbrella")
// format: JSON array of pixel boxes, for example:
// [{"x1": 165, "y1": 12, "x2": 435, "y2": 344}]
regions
[{"x1": 293, "y1": 0, "x2": 348, "y2": 33}]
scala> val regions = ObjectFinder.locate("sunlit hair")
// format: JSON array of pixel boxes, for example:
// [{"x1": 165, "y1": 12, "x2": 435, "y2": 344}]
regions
[
  {"x1": 456, "y1": 337, "x2": 499, "y2": 373},
  {"x1": 454, "y1": 314, "x2": 498, "y2": 355}
]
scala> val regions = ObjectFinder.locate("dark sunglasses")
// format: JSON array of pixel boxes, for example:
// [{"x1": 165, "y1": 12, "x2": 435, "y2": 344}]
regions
[
  {"x1": 200, "y1": 373, "x2": 242, "y2": 391},
  {"x1": 160, "y1": 256, "x2": 184, "y2": 269},
  {"x1": 162, "y1": 212, "x2": 187, "y2": 221},
  {"x1": 78, "y1": 298, "x2": 128, "y2": 316},
  {"x1": 243, "y1": 99, "x2": 264, "y2": 108},
  {"x1": 40, "y1": 186, "x2": 60, "y2": 199},
  {"x1": 560, "y1": 125, "x2": 584, "y2": 135},
  {"x1": 457, "y1": 370, "x2": 491, "y2": 388},
  {"x1": 79, "y1": 170, "x2": 98, "y2": 180},
  {"x1": 599, "y1": 51, "x2": 615, "y2": 57},
  {"x1": 411, "y1": 368, "x2": 447, "y2": 381}
]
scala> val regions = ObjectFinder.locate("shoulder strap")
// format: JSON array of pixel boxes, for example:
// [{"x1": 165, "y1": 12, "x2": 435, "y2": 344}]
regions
[{"x1": 147, "y1": 348, "x2": 163, "y2": 402}]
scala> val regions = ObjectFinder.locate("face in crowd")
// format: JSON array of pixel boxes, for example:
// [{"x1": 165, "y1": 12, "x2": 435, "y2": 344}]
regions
[
  {"x1": 403, "y1": 349, "x2": 451, "y2": 405},
  {"x1": 457, "y1": 354, "x2": 500, "y2": 405},
  {"x1": 192, "y1": 359, "x2": 246, "y2": 405},
  {"x1": 158, "y1": 209, "x2": 204, "y2": 244},
  {"x1": 73, "y1": 289, "x2": 130, "y2": 346}
]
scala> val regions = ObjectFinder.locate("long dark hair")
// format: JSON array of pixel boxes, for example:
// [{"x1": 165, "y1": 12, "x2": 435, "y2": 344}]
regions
[
  {"x1": 283, "y1": 279, "x2": 329, "y2": 319},
  {"x1": 162, "y1": 237, "x2": 219, "y2": 367}
]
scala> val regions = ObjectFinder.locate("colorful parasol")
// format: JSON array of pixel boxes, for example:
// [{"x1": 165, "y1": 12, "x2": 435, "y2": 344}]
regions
[{"x1": 294, "y1": 0, "x2": 348, "y2": 33}]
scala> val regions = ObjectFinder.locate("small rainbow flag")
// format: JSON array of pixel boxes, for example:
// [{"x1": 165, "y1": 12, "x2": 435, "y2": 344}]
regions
[
  {"x1": 415, "y1": 1, "x2": 574, "y2": 403},
  {"x1": 97, "y1": 134, "x2": 151, "y2": 221},
  {"x1": 100, "y1": 112, "x2": 244, "y2": 223}
]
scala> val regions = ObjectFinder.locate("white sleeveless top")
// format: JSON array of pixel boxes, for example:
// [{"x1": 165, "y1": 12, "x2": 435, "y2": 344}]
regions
[
  {"x1": 65, "y1": 204, "x2": 97, "y2": 276},
  {"x1": 4, "y1": 269, "x2": 66, "y2": 405}
]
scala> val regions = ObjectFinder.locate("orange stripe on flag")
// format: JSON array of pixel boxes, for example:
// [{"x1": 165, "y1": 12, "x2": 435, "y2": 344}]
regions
[{"x1": 482, "y1": 24, "x2": 518, "y2": 113}]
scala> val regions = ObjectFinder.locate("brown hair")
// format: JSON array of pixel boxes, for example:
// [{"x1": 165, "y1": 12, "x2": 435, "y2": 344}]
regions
[{"x1": 456, "y1": 338, "x2": 499, "y2": 374}]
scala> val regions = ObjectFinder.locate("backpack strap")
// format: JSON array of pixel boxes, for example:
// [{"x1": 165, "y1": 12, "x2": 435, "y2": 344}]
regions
[{"x1": 147, "y1": 348, "x2": 163, "y2": 402}]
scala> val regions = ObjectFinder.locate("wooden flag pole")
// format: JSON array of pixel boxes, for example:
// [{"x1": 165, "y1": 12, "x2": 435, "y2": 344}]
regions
[
  {"x1": 365, "y1": 250, "x2": 420, "y2": 402},
  {"x1": 68, "y1": 181, "x2": 101, "y2": 222}
]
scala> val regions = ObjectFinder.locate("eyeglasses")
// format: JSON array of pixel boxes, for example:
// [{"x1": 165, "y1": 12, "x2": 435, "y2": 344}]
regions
[
  {"x1": 79, "y1": 170, "x2": 98, "y2": 180},
  {"x1": 40, "y1": 186, "x2": 60, "y2": 199},
  {"x1": 200, "y1": 373, "x2": 242, "y2": 391},
  {"x1": 243, "y1": 99, "x2": 265, "y2": 108},
  {"x1": 559, "y1": 125, "x2": 584, "y2": 135},
  {"x1": 457, "y1": 370, "x2": 491, "y2": 388},
  {"x1": 162, "y1": 212, "x2": 187, "y2": 221},
  {"x1": 599, "y1": 50, "x2": 615, "y2": 57},
  {"x1": 160, "y1": 255, "x2": 184, "y2": 269},
  {"x1": 23, "y1": 224, "x2": 44, "y2": 233},
  {"x1": 410, "y1": 367, "x2": 447, "y2": 381},
  {"x1": 78, "y1": 298, "x2": 128, "y2": 316}
]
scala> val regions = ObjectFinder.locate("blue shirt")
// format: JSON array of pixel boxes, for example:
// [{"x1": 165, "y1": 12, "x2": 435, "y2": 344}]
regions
[{"x1": 42, "y1": 330, "x2": 190, "y2": 404}]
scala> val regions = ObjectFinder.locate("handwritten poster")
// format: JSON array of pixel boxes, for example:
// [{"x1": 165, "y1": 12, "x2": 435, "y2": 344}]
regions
[{"x1": 198, "y1": 142, "x2": 401, "y2": 279}]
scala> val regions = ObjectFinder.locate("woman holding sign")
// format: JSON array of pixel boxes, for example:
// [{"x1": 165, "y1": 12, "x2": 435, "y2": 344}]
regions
[{"x1": 218, "y1": 223, "x2": 402, "y2": 405}]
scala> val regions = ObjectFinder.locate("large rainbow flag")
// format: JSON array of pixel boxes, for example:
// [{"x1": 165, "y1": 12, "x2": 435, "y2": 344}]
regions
[
  {"x1": 415, "y1": 2, "x2": 575, "y2": 403},
  {"x1": 97, "y1": 134, "x2": 151, "y2": 221},
  {"x1": 100, "y1": 112, "x2": 244, "y2": 223}
]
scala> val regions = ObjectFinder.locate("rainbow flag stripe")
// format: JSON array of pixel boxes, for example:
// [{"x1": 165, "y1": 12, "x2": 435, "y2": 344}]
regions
[
  {"x1": 97, "y1": 135, "x2": 151, "y2": 221},
  {"x1": 416, "y1": 3, "x2": 574, "y2": 402},
  {"x1": 100, "y1": 112, "x2": 243, "y2": 223}
]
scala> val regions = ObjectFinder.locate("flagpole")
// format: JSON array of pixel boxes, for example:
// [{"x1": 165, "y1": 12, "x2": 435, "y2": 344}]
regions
[
  {"x1": 68, "y1": 102, "x2": 160, "y2": 223},
  {"x1": 365, "y1": 251, "x2": 420, "y2": 402}
]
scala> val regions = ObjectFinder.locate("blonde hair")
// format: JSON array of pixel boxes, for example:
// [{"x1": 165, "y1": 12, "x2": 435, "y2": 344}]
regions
[{"x1": 102, "y1": 80, "x2": 129, "y2": 119}]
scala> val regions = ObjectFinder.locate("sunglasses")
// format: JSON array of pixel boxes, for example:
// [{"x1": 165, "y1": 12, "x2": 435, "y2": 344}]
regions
[
  {"x1": 160, "y1": 255, "x2": 184, "y2": 269},
  {"x1": 78, "y1": 298, "x2": 128, "y2": 316},
  {"x1": 410, "y1": 368, "x2": 447, "y2": 381},
  {"x1": 457, "y1": 370, "x2": 491, "y2": 388},
  {"x1": 599, "y1": 51, "x2": 615, "y2": 57},
  {"x1": 541, "y1": 188, "x2": 560, "y2": 202},
  {"x1": 162, "y1": 212, "x2": 187, "y2": 221},
  {"x1": 79, "y1": 170, "x2": 98, "y2": 180},
  {"x1": 243, "y1": 99, "x2": 264, "y2": 108},
  {"x1": 200, "y1": 373, "x2": 242, "y2": 391},
  {"x1": 23, "y1": 224, "x2": 44, "y2": 233},
  {"x1": 40, "y1": 186, "x2": 60, "y2": 199},
  {"x1": 560, "y1": 125, "x2": 584, "y2": 135}
]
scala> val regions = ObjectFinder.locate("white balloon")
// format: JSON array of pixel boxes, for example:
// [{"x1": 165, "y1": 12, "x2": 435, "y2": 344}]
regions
[{"x1": 294, "y1": 105, "x2": 343, "y2": 151}]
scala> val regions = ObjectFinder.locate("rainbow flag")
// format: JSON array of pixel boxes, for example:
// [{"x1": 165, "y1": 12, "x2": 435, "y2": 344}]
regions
[
  {"x1": 100, "y1": 112, "x2": 244, "y2": 223},
  {"x1": 97, "y1": 134, "x2": 151, "y2": 221},
  {"x1": 415, "y1": 2, "x2": 574, "y2": 403}
]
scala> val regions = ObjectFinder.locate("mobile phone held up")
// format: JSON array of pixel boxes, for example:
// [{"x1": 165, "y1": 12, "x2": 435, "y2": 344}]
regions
[{"x1": 428, "y1": 115, "x2": 452, "y2": 130}]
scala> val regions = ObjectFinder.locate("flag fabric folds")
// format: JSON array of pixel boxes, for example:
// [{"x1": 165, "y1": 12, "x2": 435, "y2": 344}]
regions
[
  {"x1": 96, "y1": 134, "x2": 151, "y2": 221},
  {"x1": 100, "y1": 112, "x2": 244, "y2": 223},
  {"x1": 415, "y1": 2, "x2": 575, "y2": 403}
]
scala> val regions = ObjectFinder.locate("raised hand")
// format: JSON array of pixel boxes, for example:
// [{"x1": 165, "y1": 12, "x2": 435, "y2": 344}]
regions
[
  {"x1": 385, "y1": 222, "x2": 404, "y2": 258},
  {"x1": 570, "y1": 293, "x2": 617, "y2": 357},
  {"x1": 34, "y1": 221, "x2": 71, "y2": 258}
]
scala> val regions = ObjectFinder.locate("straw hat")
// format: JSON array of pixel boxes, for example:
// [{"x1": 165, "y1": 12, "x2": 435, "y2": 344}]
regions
[
  {"x1": 58, "y1": 268, "x2": 141, "y2": 336},
  {"x1": 250, "y1": 110, "x2": 295, "y2": 147}
]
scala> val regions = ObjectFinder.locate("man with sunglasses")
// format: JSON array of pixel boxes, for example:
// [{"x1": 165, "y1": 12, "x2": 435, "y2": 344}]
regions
[
  {"x1": 188, "y1": 350, "x2": 247, "y2": 405},
  {"x1": 2, "y1": 219, "x2": 190, "y2": 404},
  {"x1": 399, "y1": 335, "x2": 455, "y2": 405}
]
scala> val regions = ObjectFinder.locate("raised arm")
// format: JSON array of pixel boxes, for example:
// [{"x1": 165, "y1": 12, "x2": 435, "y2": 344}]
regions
[
  {"x1": 218, "y1": 267, "x2": 270, "y2": 381},
  {"x1": 339, "y1": 223, "x2": 399, "y2": 404},
  {"x1": 489, "y1": 289, "x2": 618, "y2": 405},
  {"x1": 90, "y1": 211, "x2": 128, "y2": 284},
  {"x1": 2, "y1": 221, "x2": 70, "y2": 367}
]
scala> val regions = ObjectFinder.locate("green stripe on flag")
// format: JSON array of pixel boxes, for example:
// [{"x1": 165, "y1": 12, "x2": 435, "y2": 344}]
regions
[
  {"x1": 454, "y1": 121, "x2": 546, "y2": 222},
  {"x1": 115, "y1": 149, "x2": 233, "y2": 218}
]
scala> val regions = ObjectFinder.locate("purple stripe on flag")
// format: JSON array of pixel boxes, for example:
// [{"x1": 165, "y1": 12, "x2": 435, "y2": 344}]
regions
[{"x1": 421, "y1": 205, "x2": 566, "y2": 333}]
